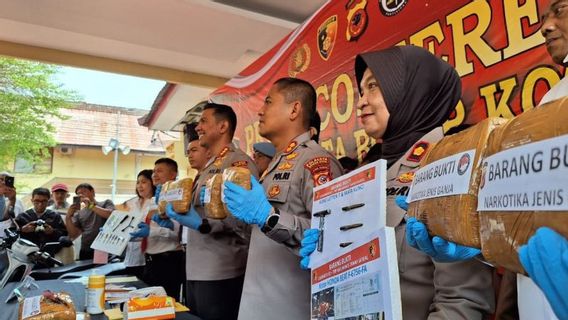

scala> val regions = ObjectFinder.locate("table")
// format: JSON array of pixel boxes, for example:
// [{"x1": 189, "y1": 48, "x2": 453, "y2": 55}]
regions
[{"x1": 0, "y1": 279, "x2": 201, "y2": 319}]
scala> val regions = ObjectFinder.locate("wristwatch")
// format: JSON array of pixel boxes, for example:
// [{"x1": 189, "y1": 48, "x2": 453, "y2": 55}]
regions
[{"x1": 261, "y1": 207, "x2": 280, "y2": 233}]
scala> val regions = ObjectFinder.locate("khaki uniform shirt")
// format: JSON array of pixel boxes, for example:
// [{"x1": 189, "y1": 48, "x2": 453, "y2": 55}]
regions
[
  {"x1": 238, "y1": 132, "x2": 343, "y2": 320},
  {"x1": 187, "y1": 143, "x2": 258, "y2": 281},
  {"x1": 388, "y1": 127, "x2": 495, "y2": 320}
]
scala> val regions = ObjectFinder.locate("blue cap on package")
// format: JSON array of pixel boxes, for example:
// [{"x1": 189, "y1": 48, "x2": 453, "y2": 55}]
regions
[{"x1": 253, "y1": 142, "x2": 276, "y2": 158}]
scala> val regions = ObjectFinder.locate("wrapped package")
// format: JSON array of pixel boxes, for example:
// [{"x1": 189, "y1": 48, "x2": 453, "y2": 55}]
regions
[
  {"x1": 19, "y1": 291, "x2": 76, "y2": 320},
  {"x1": 124, "y1": 296, "x2": 175, "y2": 320},
  {"x1": 477, "y1": 97, "x2": 568, "y2": 273},
  {"x1": 407, "y1": 117, "x2": 508, "y2": 248},
  {"x1": 204, "y1": 167, "x2": 252, "y2": 219},
  {"x1": 158, "y1": 178, "x2": 194, "y2": 215}
]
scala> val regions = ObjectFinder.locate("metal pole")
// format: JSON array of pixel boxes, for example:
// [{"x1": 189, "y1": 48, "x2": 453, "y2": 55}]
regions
[{"x1": 111, "y1": 112, "x2": 121, "y2": 202}]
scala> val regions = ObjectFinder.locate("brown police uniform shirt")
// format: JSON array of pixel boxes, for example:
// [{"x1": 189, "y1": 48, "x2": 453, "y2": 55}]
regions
[
  {"x1": 237, "y1": 131, "x2": 343, "y2": 320},
  {"x1": 387, "y1": 127, "x2": 495, "y2": 320},
  {"x1": 187, "y1": 143, "x2": 259, "y2": 281}
]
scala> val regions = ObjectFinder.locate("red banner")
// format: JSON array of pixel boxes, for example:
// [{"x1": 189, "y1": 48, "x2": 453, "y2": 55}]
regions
[{"x1": 210, "y1": 0, "x2": 563, "y2": 161}]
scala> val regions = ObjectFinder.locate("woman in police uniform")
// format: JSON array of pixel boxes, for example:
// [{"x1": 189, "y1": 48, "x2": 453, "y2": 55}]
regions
[{"x1": 353, "y1": 45, "x2": 495, "y2": 319}]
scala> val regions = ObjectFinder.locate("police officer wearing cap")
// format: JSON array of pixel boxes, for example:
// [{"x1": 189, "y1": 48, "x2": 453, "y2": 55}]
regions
[
  {"x1": 223, "y1": 77, "x2": 343, "y2": 320},
  {"x1": 252, "y1": 142, "x2": 276, "y2": 175}
]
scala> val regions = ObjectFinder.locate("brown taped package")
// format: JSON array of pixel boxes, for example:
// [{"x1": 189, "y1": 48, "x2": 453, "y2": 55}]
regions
[
  {"x1": 19, "y1": 292, "x2": 76, "y2": 320},
  {"x1": 158, "y1": 178, "x2": 194, "y2": 215},
  {"x1": 408, "y1": 117, "x2": 508, "y2": 248},
  {"x1": 479, "y1": 97, "x2": 568, "y2": 274},
  {"x1": 205, "y1": 167, "x2": 252, "y2": 219}
]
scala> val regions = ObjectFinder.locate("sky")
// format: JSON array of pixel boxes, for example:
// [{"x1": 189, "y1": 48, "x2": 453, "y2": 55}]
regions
[{"x1": 55, "y1": 66, "x2": 166, "y2": 110}]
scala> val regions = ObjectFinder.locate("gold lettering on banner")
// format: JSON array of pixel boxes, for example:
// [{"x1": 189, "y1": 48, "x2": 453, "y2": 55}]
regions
[
  {"x1": 521, "y1": 66, "x2": 562, "y2": 111},
  {"x1": 443, "y1": 100, "x2": 466, "y2": 133},
  {"x1": 480, "y1": 76, "x2": 518, "y2": 118},
  {"x1": 316, "y1": 84, "x2": 331, "y2": 132},
  {"x1": 503, "y1": 0, "x2": 544, "y2": 59},
  {"x1": 331, "y1": 73, "x2": 355, "y2": 124},
  {"x1": 243, "y1": 120, "x2": 263, "y2": 154},
  {"x1": 354, "y1": 129, "x2": 372, "y2": 162},
  {"x1": 446, "y1": 0, "x2": 502, "y2": 76},
  {"x1": 409, "y1": 21, "x2": 445, "y2": 55}
]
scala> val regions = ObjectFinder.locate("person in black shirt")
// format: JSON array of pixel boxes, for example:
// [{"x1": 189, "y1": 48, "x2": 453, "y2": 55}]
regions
[{"x1": 16, "y1": 187, "x2": 67, "y2": 248}]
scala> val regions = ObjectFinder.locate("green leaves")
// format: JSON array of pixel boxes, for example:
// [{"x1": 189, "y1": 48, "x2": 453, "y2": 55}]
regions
[{"x1": 0, "y1": 57, "x2": 79, "y2": 167}]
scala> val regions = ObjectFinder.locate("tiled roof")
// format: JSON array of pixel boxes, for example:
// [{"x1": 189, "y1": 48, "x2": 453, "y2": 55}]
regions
[{"x1": 52, "y1": 103, "x2": 177, "y2": 152}]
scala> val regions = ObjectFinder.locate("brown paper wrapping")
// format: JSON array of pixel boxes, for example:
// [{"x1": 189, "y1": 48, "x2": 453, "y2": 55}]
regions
[
  {"x1": 158, "y1": 178, "x2": 194, "y2": 214},
  {"x1": 479, "y1": 97, "x2": 568, "y2": 273},
  {"x1": 408, "y1": 117, "x2": 508, "y2": 248},
  {"x1": 205, "y1": 167, "x2": 252, "y2": 219},
  {"x1": 19, "y1": 292, "x2": 76, "y2": 320}
]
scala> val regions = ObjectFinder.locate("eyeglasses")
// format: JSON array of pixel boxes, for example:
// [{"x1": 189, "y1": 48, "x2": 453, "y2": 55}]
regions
[{"x1": 32, "y1": 200, "x2": 48, "y2": 204}]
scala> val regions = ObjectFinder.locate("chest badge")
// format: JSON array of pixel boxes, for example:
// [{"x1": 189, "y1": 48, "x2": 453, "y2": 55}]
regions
[
  {"x1": 268, "y1": 185, "x2": 281, "y2": 198},
  {"x1": 396, "y1": 171, "x2": 415, "y2": 184},
  {"x1": 277, "y1": 162, "x2": 294, "y2": 171},
  {"x1": 407, "y1": 141, "x2": 429, "y2": 163},
  {"x1": 286, "y1": 152, "x2": 298, "y2": 160}
]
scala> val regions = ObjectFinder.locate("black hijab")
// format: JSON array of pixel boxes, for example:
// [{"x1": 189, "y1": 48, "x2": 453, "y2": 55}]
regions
[{"x1": 354, "y1": 46, "x2": 461, "y2": 167}]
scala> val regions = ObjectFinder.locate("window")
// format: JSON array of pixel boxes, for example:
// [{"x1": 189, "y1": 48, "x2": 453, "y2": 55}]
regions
[{"x1": 14, "y1": 149, "x2": 53, "y2": 174}]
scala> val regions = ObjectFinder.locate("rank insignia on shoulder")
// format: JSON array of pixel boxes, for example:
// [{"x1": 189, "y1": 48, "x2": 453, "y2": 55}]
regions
[
  {"x1": 231, "y1": 160, "x2": 248, "y2": 168},
  {"x1": 268, "y1": 185, "x2": 281, "y2": 198},
  {"x1": 407, "y1": 141, "x2": 429, "y2": 163},
  {"x1": 277, "y1": 162, "x2": 294, "y2": 171},
  {"x1": 218, "y1": 147, "x2": 230, "y2": 158},
  {"x1": 285, "y1": 141, "x2": 298, "y2": 154}
]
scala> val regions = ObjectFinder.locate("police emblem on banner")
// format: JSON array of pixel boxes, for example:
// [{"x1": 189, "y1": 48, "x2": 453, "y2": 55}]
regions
[
  {"x1": 346, "y1": 0, "x2": 368, "y2": 41},
  {"x1": 379, "y1": 0, "x2": 408, "y2": 17},
  {"x1": 288, "y1": 44, "x2": 311, "y2": 77},
  {"x1": 317, "y1": 15, "x2": 338, "y2": 61}
]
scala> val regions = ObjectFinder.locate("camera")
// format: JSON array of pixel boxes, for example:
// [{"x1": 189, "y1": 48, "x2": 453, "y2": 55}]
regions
[{"x1": 35, "y1": 219, "x2": 46, "y2": 233}]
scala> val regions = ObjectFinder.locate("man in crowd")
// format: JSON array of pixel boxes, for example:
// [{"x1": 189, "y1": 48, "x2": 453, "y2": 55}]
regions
[
  {"x1": 166, "y1": 103, "x2": 258, "y2": 320},
  {"x1": 252, "y1": 142, "x2": 275, "y2": 175},
  {"x1": 16, "y1": 187, "x2": 67, "y2": 248},
  {"x1": 222, "y1": 78, "x2": 343, "y2": 319},
  {"x1": 0, "y1": 172, "x2": 25, "y2": 218},
  {"x1": 65, "y1": 183, "x2": 114, "y2": 260},
  {"x1": 187, "y1": 138, "x2": 210, "y2": 172},
  {"x1": 48, "y1": 183, "x2": 70, "y2": 216},
  {"x1": 130, "y1": 157, "x2": 185, "y2": 301}
]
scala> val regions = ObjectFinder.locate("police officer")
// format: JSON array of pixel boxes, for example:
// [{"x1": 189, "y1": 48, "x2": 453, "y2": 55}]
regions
[
  {"x1": 223, "y1": 77, "x2": 343, "y2": 319},
  {"x1": 166, "y1": 103, "x2": 258, "y2": 320}
]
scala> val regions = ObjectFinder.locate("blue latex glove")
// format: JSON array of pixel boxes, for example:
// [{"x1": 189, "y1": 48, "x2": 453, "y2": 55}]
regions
[
  {"x1": 130, "y1": 222, "x2": 150, "y2": 238},
  {"x1": 519, "y1": 227, "x2": 568, "y2": 320},
  {"x1": 406, "y1": 217, "x2": 481, "y2": 262},
  {"x1": 223, "y1": 176, "x2": 272, "y2": 228},
  {"x1": 300, "y1": 229, "x2": 320, "y2": 270},
  {"x1": 151, "y1": 214, "x2": 174, "y2": 230},
  {"x1": 165, "y1": 203, "x2": 202, "y2": 230},
  {"x1": 395, "y1": 195, "x2": 409, "y2": 211},
  {"x1": 154, "y1": 184, "x2": 162, "y2": 205}
]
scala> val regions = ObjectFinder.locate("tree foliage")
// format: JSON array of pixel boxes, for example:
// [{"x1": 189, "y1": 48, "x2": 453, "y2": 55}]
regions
[{"x1": 0, "y1": 57, "x2": 79, "y2": 167}]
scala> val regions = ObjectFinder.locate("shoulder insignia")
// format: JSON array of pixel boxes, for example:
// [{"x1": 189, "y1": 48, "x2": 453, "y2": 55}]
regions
[
  {"x1": 285, "y1": 141, "x2": 298, "y2": 154},
  {"x1": 268, "y1": 185, "x2": 281, "y2": 198},
  {"x1": 277, "y1": 161, "x2": 294, "y2": 171},
  {"x1": 286, "y1": 152, "x2": 299, "y2": 160},
  {"x1": 407, "y1": 141, "x2": 429, "y2": 163},
  {"x1": 218, "y1": 146, "x2": 230, "y2": 158},
  {"x1": 396, "y1": 171, "x2": 415, "y2": 184},
  {"x1": 231, "y1": 160, "x2": 248, "y2": 168},
  {"x1": 304, "y1": 157, "x2": 332, "y2": 187}
]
